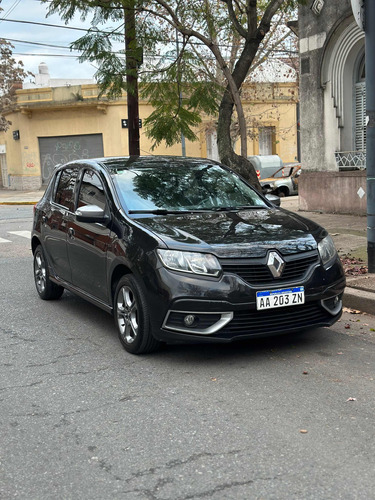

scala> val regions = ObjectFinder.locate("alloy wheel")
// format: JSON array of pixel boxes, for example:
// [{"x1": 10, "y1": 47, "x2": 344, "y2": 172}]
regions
[
  {"x1": 117, "y1": 285, "x2": 139, "y2": 344},
  {"x1": 34, "y1": 252, "x2": 46, "y2": 294}
]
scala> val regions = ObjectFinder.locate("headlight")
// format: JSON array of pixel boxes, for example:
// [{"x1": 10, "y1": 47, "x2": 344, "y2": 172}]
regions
[
  {"x1": 318, "y1": 235, "x2": 337, "y2": 266},
  {"x1": 157, "y1": 249, "x2": 221, "y2": 276}
]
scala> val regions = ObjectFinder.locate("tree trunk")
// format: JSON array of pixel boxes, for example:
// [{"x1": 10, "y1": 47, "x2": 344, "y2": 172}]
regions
[
  {"x1": 217, "y1": 89, "x2": 261, "y2": 191},
  {"x1": 217, "y1": 39, "x2": 263, "y2": 192},
  {"x1": 124, "y1": 3, "x2": 140, "y2": 156}
]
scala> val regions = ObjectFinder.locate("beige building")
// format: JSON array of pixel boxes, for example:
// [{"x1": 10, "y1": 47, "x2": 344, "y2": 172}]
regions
[{"x1": 0, "y1": 80, "x2": 299, "y2": 190}]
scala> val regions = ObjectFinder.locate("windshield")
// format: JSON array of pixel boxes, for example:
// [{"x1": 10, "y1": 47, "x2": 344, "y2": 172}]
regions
[{"x1": 111, "y1": 161, "x2": 268, "y2": 212}]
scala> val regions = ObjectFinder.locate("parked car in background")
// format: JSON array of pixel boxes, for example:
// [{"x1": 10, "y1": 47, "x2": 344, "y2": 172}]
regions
[
  {"x1": 247, "y1": 155, "x2": 283, "y2": 179},
  {"x1": 260, "y1": 164, "x2": 301, "y2": 197},
  {"x1": 32, "y1": 156, "x2": 344, "y2": 354}
]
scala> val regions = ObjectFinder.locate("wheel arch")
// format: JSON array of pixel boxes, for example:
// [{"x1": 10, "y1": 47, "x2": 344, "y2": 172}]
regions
[
  {"x1": 277, "y1": 185, "x2": 290, "y2": 196},
  {"x1": 31, "y1": 236, "x2": 41, "y2": 254},
  {"x1": 111, "y1": 264, "x2": 132, "y2": 304}
]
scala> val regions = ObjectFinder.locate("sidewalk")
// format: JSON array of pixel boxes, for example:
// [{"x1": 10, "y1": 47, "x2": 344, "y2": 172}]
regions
[
  {"x1": 281, "y1": 197, "x2": 374, "y2": 315},
  {"x1": 0, "y1": 188, "x2": 45, "y2": 205},
  {"x1": 1, "y1": 189, "x2": 374, "y2": 315}
]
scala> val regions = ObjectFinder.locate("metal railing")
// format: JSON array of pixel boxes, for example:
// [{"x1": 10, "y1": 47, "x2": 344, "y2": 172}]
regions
[{"x1": 334, "y1": 151, "x2": 366, "y2": 170}]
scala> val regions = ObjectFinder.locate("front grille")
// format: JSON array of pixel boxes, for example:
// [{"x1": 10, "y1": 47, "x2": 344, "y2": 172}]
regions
[
  {"x1": 220, "y1": 251, "x2": 319, "y2": 285},
  {"x1": 216, "y1": 303, "x2": 335, "y2": 339}
]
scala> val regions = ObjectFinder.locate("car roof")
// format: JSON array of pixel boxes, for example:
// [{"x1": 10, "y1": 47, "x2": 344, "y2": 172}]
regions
[{"x1": 92, "y1": 156, "x2": 221, "y2": 172}]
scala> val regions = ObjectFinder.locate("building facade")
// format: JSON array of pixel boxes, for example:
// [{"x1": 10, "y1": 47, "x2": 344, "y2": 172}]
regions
[
  {"x1": 0, "y1": 69, "x2": 299, "y2": 190},
  {"x1": 299, "y1": 0, "x2": 366, "y2": 214}
]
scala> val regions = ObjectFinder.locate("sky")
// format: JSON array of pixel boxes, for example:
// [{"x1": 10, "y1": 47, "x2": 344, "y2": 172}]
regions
[
  {"x1": 0, "y1": 0, "x2": 297, "y2": 85},
  {"x1": 0, "y1": 0, "x2": 111, "y2": 82}
]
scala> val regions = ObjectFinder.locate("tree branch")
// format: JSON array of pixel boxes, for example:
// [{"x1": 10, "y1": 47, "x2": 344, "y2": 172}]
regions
[
  {"x1": 259, "y1": 0, "x2": 286, "y2": 34},
  {"x1": 226, "y1": 0, "x2": 248, "y2": 39}
]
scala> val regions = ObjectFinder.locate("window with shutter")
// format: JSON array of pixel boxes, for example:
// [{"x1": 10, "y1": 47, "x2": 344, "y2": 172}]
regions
[
  {"x1": 355, "y1": 82, "x2": 366, "y2": 152},
  {"x1": 258, "y1": 127, "x2": 275, "y2": 155}
]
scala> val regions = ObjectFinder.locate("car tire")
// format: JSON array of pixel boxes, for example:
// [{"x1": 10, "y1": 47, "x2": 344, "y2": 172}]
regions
[
  {"x1": 114, "y1": 275, "x2": 160, "y2": 354},
  {"x1": 33, "y1": 245, "x2": 64, "y2": 300},
  {"x1": 276, "y1": 187, "x2": 289, "y2": 197}
]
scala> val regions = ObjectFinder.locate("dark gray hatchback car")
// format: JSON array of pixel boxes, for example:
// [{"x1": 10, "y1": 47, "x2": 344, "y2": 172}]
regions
[{"x1": 32, "y1": 156, "x2": 345, "y2": 354}]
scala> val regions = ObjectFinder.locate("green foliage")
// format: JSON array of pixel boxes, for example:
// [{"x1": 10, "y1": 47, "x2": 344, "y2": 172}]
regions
[
  {"x1": 40, "y1": 0, "x2": 302, "y2": 154},
  {"x1": 0, "y1": 36, "x2": 30, "y2": 131},
  {"x1": 143, "y1": 84, "x2": 207, "y2": 149}
]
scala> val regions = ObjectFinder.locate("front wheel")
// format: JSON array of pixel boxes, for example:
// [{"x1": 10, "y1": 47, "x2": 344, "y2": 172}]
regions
[
  {"x1": 33, "y1": 245, "x2": 64, "y2": 300},
  {"x1": 276, "y1": 187, "x2": 289, "y2": 197},
  {"x1": 114, "y1": 275, "x2": 160, "y2": 354}
]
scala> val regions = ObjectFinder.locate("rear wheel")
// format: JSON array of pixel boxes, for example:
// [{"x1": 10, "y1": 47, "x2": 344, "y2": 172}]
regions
[
  {"x1": 276, "y1": 187, "x2": 289, "y2": 197},
  {"x1": 114, "y1": 275, "x2": 160, "y2": 354},
  {"x1": 33, "y1": 245, "x2": 64, "y2": 300}
]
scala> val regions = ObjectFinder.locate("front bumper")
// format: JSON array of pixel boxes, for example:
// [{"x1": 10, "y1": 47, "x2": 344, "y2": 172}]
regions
[{"x1": 143, "y1": 257, "x2": 346, "y2": 344}]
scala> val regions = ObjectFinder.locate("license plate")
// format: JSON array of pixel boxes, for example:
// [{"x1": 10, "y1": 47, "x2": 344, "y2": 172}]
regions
[{"x1": 256, "y1": 286, "x2": 305, "y2": 310}]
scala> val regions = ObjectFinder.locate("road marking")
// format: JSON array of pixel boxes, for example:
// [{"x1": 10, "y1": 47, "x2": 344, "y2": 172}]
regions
[
  {"x1": 8, "y1": 231, "x2": 31, "y2": 239},
  {"x1": 0, "y1": 237, "x2": 11, "y2": 243}
]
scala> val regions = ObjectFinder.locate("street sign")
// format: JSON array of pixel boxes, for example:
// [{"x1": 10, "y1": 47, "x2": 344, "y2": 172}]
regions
[
  {"x1": 121, "y1": 119, "x2": 142, "y2": 129},
  {"x1": 351, "y1": 0, "x2": 365, "y2": 31}
]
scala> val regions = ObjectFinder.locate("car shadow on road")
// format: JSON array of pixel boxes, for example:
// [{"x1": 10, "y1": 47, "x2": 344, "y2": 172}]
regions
[{"x1": 53, "y1": 290, "x2": 337, "y2": 364}]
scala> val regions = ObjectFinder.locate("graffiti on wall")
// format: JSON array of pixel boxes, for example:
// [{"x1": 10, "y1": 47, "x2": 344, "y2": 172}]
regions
[
  {"x1": 39, "y1": 134, "x2": 104, "y2": 183},
  {"x1": 23, "y1": 152, "x2": 38, "y2": 171}
]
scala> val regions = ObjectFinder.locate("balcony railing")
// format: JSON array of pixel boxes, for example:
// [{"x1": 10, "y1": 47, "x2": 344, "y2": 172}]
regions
[{"x1": 334, "y1": 151, "x2": 366, "y2": 170}]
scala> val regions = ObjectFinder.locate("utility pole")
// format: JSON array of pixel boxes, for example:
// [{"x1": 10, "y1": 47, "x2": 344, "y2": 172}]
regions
[
  {"x1": 175, "y1": 29, "x2": 186, "y2": 157},
  {"x1": 124, "y1": 1, "x2": 140, "y2": 156},
  {"x1": 365, "y1": 0, "x2": 375, "y2": 272}
]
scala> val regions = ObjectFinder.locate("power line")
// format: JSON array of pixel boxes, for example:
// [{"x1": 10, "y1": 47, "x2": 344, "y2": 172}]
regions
[
  {"x1": 0, "y1": 0, "x2": 22, "y2": 23},
  {"x1": 0, "y1": 17, "x2": 295, "y2": 51},
  {"x1": 13, "y1": 52, "x2": 82, "y2": 58},
  {"x1": 6, "y1": 37, "x2": 79, "y2": 51},
  {"x1": 0, "y1": 17, "x2": 119, "y2": 34}
]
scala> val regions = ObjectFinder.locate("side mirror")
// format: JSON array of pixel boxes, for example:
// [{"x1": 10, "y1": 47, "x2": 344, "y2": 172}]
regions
[
  {"x1": 75, "y1": 205, "x2": 109, "y2": 223},
  {"x1": 265, "y1": 194, "x2": 281, "y2": 207}
]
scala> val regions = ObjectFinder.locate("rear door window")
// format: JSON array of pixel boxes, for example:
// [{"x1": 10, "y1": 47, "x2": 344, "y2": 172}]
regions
[{"x1": 54, "y1": 167, "x2": 79, "y2": 212}]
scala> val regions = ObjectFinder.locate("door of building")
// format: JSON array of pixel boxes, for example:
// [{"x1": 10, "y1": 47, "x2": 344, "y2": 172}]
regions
[
  {"x1": 38, "y1": 133, "x2": 104, "y2": 184},
  {"x1": 0, "y1": 153, "x2": 8, "y2": 188}
]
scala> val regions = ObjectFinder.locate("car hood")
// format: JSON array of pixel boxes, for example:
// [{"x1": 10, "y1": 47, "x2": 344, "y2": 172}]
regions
[{"x1": 136, "y1": 208, "x2": 322, "y2": 258}]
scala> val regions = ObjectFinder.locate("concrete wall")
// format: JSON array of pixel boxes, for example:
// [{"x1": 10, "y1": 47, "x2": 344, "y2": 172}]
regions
[
  {"x1": 298, "y1": 1, "x2": 368, "y2": 214},
  {"x1": 299, "y1": 170, "x2": 367, "y2": 215},
  {"x1": 299, "y1": 1, "x2": 353, "y2": 174}
]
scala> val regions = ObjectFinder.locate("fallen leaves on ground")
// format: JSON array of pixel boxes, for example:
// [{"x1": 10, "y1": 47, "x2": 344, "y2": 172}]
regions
[
  {"x1": 343, "y1": 307, "x2": 361, "y2": 314},
  {"x1": 340, "y1": 255, "x2": 368, "y2": 276}
]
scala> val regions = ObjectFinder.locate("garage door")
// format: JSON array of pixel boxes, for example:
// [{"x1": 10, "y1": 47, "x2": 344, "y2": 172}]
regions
[{"x1": 39, "y1": 134, "x2": 104, "y2": 184}]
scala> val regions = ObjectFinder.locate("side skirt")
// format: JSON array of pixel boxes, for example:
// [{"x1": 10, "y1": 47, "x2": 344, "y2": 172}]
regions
[{"x1": 49, "y1": 276, "x2": 113, "y2": 315}]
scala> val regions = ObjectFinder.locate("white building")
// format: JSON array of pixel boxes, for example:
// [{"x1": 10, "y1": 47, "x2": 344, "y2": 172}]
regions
[{"x1": 23, "y1": 62, "x2": 95, "y2": 89}]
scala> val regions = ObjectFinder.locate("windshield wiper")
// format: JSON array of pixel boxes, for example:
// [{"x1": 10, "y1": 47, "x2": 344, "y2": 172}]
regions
[
  {"x1": 128, "y1": 209, "x2": 208, "y2": 215},
  {"x1": 128, "y1": 205, "x2": 266, "y2": 215},
  {"x1": 207, "y1": 205, "x2": 263, "y2": 212}
]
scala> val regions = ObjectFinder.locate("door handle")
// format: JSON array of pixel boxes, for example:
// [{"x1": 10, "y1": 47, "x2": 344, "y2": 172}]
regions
[{"x1": 68, "y1": 227, "x2": 75, "y2": 238}]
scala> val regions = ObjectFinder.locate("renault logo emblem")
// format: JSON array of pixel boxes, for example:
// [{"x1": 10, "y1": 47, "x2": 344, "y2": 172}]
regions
[{"x1": 267, "y1": 251, "x2": 285, "y2": 278}]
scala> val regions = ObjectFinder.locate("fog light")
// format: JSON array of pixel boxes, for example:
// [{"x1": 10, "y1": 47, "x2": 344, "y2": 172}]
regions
[
  {"x1": 184, "y1": 314, "x2": 196, "y2": 327},
  {"x1": 321, "y1": 294, "x2": 342, "y2": 315}
]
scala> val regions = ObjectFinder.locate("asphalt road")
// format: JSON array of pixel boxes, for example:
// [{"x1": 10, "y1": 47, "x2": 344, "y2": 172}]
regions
[{"x1": 1, "y1": 206, "x2": 375, "y2": 499}]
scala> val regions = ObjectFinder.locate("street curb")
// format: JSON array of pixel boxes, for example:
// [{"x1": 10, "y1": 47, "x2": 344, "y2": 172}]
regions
[
  {"x1": 343, "y1": 287, "x2": 375, "y2": 315},
  {"x1": 0, "y1": 201, "x2": 38, "y2": 206}
]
